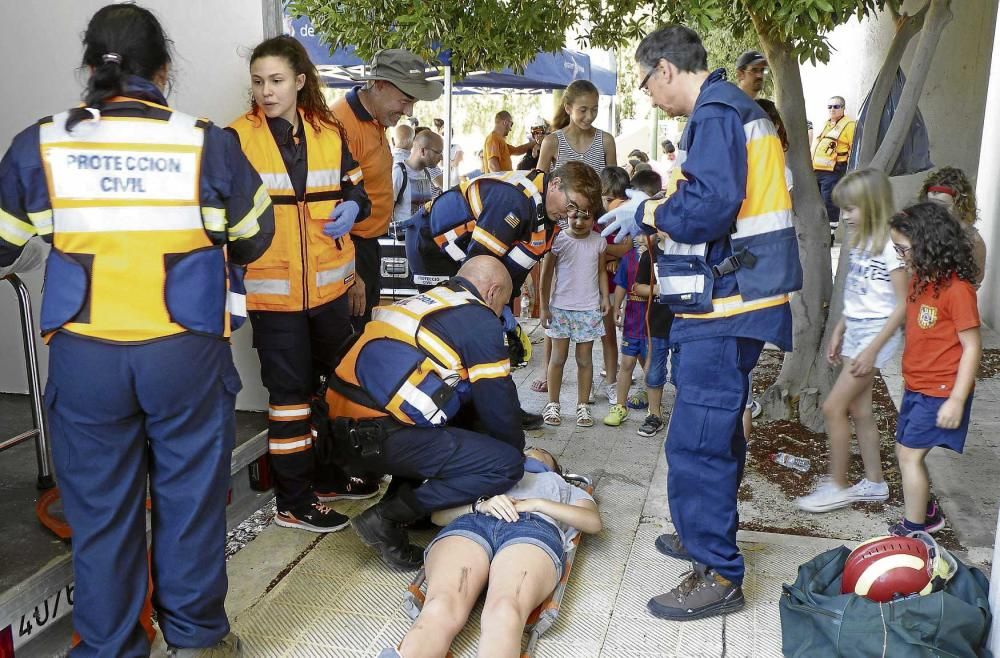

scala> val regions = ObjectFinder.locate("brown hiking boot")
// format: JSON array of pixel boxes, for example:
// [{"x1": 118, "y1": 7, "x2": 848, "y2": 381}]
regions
[{"x1": 647, "y1": 565, "x2": 744, "y2": 621}]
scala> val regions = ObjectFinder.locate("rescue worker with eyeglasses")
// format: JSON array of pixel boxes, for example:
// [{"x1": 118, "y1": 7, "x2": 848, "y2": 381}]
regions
[
  {"x1": 0, "y1": 4, "x2": 274, "y2": 655},
  {"x1": 319, "y1": 256, "x2": 526, "y2": 571},
  {"x1": 404, "y1": 160, "x2": 604, "y2": 429}
]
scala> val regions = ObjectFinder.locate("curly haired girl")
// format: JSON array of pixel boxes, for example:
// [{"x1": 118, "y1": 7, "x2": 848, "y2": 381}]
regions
[
  {"x1": 886, "y1": 201, "x2": 981, "y2": 536},
  {"x1": 919, "y1": 166, "x2": 986, "y2": 286}
]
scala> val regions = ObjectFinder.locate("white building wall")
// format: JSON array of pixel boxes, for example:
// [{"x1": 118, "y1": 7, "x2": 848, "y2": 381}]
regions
[
  {"x1": 977, "y1": 8, "x2": 1000, "y2": 328},
  {"x1": 0, "y1": 1, "x2": 270, "y2": 409},
  {"x1": 799, "y1": 1, "x2": 998, "y2": 236}
]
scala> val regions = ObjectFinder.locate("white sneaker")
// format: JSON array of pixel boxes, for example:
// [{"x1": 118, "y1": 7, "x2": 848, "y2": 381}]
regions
[
  {"x1": 846, "y1": 478, "x2": 889, "y2": 502},
  {"x1": 605, "y1": 383, "x2": 618, "y2": 406},
  {"x1": 796, "y1": 480, "x2": 852, "y2": 513}
]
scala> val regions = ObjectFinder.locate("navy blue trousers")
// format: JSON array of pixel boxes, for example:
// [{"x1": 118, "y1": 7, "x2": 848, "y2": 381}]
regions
[
  {"x1": 666, "y1": 336, "x2": 763, "y2": 584},
  {"x1": 815, "y1": 166, "x2": 846, "y2": 230},
  {"x1": 358, "y1": 424, "x2": 523, "y2": 512},
  {"x1": 46, "y1": 332, "x2": 241, "y2": 656}
]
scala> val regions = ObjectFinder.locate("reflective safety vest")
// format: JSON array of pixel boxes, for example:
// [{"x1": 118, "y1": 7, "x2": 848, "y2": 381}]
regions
[
  {"x1": 326, "y1": 285, "x2": 509, "y2": 427},
  {"x1": 812, "y1": 116, "x2": 855, "y2": 171},
  {"x1": 643, "y1": 87, "x2": 802, "y2": 320},
  {"x1": 431, "y1": 170, "x2": 555, "y2": 277},
  {"x1": 229, "y1": 111, "x2": 357, "y2": 312},
  {"x1": 36, "y1": 100, "x2": 241, "y2": 343}
]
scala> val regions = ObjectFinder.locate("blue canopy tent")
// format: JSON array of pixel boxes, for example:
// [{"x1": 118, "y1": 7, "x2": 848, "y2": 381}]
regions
[{"x1": 284, "y1": 14, "x2": 617, "y2": 184}]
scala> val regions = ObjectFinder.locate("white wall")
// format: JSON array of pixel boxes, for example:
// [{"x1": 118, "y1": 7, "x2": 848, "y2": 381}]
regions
[
  {"x1": 977, "y1": 7, "x2": 1000, "y2": 328},
  {"x1": 798, "y1": 1, "x2": 998, "y2": 207},
  {"x1": 0, "y1": 1, "x2": 270, "y2": 410}
]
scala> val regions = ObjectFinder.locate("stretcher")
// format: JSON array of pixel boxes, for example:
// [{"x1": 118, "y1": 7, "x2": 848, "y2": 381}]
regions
[{"x1": 402, "y1": 474, "x2": 595, "y2": 657}]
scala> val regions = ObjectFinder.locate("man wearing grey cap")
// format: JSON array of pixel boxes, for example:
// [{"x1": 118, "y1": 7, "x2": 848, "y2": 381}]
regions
[
  {"x1": 332, "y1": 49, "x2": 443, "y2": 331},
  {"x1": 734, "y1": 50, "x2": 767, "y2": 99}
]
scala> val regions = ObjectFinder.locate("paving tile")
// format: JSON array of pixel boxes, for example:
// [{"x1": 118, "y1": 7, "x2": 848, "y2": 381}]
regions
[
  {"x1": 603, "y1": 614, "x2": 681, "y2": 654},
  {"x1": 233, "y1": 601, "x2": 316, "y2": 641},
  {"x1": 327, "y1": 576, "x2": 411, "y2": 616},
  {"x1": 283, "y1": 644, "x2": 368, "y2": 658},
  {"x1": 677, "y1": 615, "x2": 724, "y2": 655},
  {"x1": 230, "y1": 631, "x2": 288, "y2": 658},
  {"x1": 297, "y1": 612, "x2": 391, "y2": 652},
  {"x1": 269, "y1": 570, "x2": 352, "y2": 608}
]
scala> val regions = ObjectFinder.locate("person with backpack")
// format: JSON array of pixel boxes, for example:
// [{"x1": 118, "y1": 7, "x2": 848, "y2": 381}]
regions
[{"x1": 391, "y1": 129, "x2": 444, "y2": 234}]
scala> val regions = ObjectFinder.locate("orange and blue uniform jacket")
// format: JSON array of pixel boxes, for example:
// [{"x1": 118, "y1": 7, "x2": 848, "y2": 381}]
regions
[
  {"x1": 408, "y1": 170, "x2": 556, "y2": 294},
  {"x1": 639, "y1": 69, "x2": 801, "y2": 351},
  {"x1": 0, "y1": 78, "x2": 274, "y2": 343},
  {"x1": 326, "y1": 277, "x2": 524, "y2": 450}
]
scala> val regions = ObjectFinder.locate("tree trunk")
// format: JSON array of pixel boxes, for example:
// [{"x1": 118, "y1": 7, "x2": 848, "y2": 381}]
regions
[
  {"x1": 856, "y1": 2, "x2": 930, "y2": 167},
  {"x1": 870, "y1": 0, "x2": 953, "y2": 171},
  {"x1": 751, "y1": 14, "x2": 835, "y2": 428}
]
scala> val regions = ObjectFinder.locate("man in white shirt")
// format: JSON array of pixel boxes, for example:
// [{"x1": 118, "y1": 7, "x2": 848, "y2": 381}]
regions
[{"x1": 392, "y1": 130, "x2": 444, "y2": 227}]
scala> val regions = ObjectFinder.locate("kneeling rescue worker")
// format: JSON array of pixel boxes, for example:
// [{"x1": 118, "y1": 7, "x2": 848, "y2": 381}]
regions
[
  {"x1": 320, "y1": 256, "x2": 526, "y2": 569},
  {"x1": 404, "y1": 161, "x2": 604, "y2": 429}
]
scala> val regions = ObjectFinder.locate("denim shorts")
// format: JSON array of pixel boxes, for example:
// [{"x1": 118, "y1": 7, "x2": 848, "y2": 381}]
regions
[
  {"x1": 620, "y1": 334, "x2": 648, "y2": 360},
  {"x1": 841, "y1": 317, "x2": 902, "y2": 369},
  {"x1": 897, "y1": 389, "x2": 973, "y2": 453},
  {"x1": 426, "y1": 512, "x2": 565, "y2": 581},
  {"x1": 646, "y1": 337, "x2": 671, "y2": 389}
]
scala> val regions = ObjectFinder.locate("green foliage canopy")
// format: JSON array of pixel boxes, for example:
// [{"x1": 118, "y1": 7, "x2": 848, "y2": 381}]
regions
[{"x1": 290, "y1": 0, "x2": 902, "y2": 75}]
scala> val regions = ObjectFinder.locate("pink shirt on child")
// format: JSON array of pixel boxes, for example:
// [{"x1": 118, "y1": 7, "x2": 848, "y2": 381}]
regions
[{"x1": 549, "y1": 230, "x2": 606, "y2": 311}]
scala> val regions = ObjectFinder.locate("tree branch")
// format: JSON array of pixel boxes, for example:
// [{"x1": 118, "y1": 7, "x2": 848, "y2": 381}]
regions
[
  {"x1": 855, "y1": 1, "x2": 930, "y2": 167},
  {"x1": 870, "y1": 0, "x2": 952, "y2": 172}
]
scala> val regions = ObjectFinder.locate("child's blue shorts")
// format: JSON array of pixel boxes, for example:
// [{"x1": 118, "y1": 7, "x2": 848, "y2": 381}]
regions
[
  {"x1": 646, "y1": 337, "x2": 671, "y2": 389},
  {"x1": 896, "y1": 389, "x2": 973, "y2": 453},
  {"x1": 620, "y1": 334, "x2": 648, "y2": 360}
]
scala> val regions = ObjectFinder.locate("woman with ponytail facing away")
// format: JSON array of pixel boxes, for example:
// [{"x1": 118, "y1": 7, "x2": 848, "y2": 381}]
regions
[{"x1": 0, "y1": 5, "x2": 274, "y2": 656}]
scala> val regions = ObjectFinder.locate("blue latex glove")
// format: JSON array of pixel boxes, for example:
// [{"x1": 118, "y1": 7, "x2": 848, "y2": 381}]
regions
[
  {"x1": 598, "y1": 189, "x2": 649, "y2": 244},
  {"x1": 323, "y1": 200, "x2": 360, "y2": 240},
  {"x1": 500, "y1": 305, "x2": 517, "y2": 332}
]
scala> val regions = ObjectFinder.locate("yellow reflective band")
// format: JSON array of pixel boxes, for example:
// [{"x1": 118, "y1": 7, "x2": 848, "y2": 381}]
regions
[
  {"x1": 468, "y1": 359, "x2": 511, "y2": 382},
  {"x1": 306, "y1": 168, "x2": 342, "y2": 190},
  {"x1": 201, "y1": 206, "x2": 226, "y2": 233},
  {"x1": 228, "y1": 185, "x2": 270, "y2": 241},
  {"x1": 28, "y1": 210, "x2": 54, "y2": 235},
  {"x1": 417, "y1": 328, "x2": 463, "y2": 371},
  {"x1": 468, "y1": 184, "x2": 484, "y2": 217},
  {"x1": 676, "y1": 293, "x2": 788, "y2": 319},
  {"x1": 0, "y1": 208, "x2": 37, "y2": 246},
  {"x1": 259, "y1": 172, "x2": 294, "y2": 193},
  {"x1": 471, "y1": 226, "x2": 508, "y2": 256}
]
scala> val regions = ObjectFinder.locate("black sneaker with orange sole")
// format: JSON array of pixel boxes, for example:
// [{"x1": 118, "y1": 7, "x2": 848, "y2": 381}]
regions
[
  {"x1": 275, "y1": 501, "x2": 350, "y2": 533},
  {"x1": 315, "y1": 476, "x2": 382, "y2": 502}
]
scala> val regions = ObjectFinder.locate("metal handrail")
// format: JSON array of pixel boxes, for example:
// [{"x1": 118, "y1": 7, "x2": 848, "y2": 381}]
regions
[{"x1": 2, "y1": 274, "x2": 55, "y2": 489}]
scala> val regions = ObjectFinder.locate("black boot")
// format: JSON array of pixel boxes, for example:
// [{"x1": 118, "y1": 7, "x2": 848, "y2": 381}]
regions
[
  {"x1": 351, "y1": 490, "x2": 425, "y2": 571},
  {"x1": 521, "y1": 407, "x2": 544, "y2": 430}
]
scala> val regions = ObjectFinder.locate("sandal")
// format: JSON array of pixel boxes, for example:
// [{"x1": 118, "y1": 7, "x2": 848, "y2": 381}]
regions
[
  {"x1": 530, "y1": 378, "x2": 548, "y2": 393},
  {"x1": 542, "y1": 402, "x2": 561, "y2": 426},
  {"x1": 576, "y1": 404, "x2": 594, "y2": 427}
]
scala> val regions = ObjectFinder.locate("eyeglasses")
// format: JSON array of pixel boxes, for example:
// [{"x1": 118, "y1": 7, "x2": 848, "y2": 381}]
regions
[
  {"x1": 425, "y1": 146, "x2": 443, "y2": 156},
  {"x1": 639, "y1": 67, "x2": 659, "y2": 95},
  {"x1": 828, "y1": 104, "x2": 843, "y2": 109},
  {"x1": 893, "y1": 243, "x2": 912, "y2": 257},
  {"x1": 566, "y1": 201, "x2": 590, "y2": 219}
]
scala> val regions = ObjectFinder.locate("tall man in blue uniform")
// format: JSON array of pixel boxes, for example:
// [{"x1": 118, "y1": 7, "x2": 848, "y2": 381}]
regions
[
  {"x1": 602, "y1": 25, "x2": 802, "y2": 621},
  {"x1": 322, "y1": 256, "x2": 526, "y2": 570}
]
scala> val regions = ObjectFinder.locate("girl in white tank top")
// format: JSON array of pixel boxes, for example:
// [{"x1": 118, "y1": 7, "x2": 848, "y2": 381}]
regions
[{"x1": 537, "y1": 80, "x2": 616, "y2": 175}]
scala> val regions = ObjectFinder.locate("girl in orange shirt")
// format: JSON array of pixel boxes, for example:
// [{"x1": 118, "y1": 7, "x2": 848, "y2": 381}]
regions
[{"x1": 887, "y1": 201, "x2": 981, "y2": 536}]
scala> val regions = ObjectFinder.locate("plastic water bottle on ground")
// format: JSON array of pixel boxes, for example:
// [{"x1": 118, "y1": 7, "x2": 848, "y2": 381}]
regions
[{"x1": 771, "y1": 452, "x2": 811, "y2": 473}]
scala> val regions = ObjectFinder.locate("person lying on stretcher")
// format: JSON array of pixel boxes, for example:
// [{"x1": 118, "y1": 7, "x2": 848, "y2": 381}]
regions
[{"x1": 379, "y1": 447, "x2": 602, "y2": 658}]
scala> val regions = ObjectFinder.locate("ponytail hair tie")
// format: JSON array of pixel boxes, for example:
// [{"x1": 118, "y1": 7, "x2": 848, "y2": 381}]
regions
[{"x1": 102, "y1": 52, "x2": 122, "y2": 65}]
